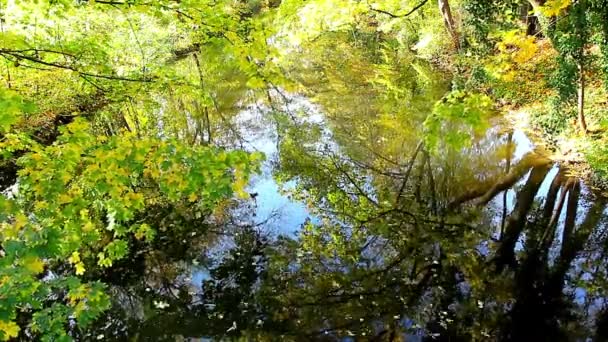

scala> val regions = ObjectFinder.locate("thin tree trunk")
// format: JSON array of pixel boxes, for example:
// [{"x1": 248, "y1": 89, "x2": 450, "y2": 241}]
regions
[
  {"x1": 204, "y1": 106, "x2": 212, "y2": 144},
  {"x1": 396, "y1": 141, "x2": 424, "y2": 205},
  {"x1": 526, "y1": 0, "x2": 547, "y2": 36},
  {"x1": 557, "y1": 180, "x2": 581, "y2": 265},
  {"x1": 494, "y1": 164, "x2": 551, "y2": 272},
  {"x1": 542, "y1": 169, "x2": 564, "y2": 223},
  {"x1": 501, "y1": 132, "x2": 514, "y2": 239},
  {"x1": 524, "y1": 2, "x2": 540, "y2": 36},
  {"x1": 424, "y1": 150, "x2": 438, "y2": 215},
  {"x1": 193, "y1": 52, "x2": 213, "y2": 143},
  {"x1": 549, "y1": 182, "x2": 569, "y2": 228},
  {"x1": 438, "y1": 0, "x2": 460, "y2": 50}
]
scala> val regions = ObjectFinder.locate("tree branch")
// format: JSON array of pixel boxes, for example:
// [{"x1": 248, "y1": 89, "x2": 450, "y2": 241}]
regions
[
  {"x1": 369, "y1": 0, "x2": 429, "y2": 18},
  {"x1": 0, "y1": 50, "x2": 153, "y2": 82},
  {"x1": 395, "y1": 141, "x2": 424, "y2": 205}
]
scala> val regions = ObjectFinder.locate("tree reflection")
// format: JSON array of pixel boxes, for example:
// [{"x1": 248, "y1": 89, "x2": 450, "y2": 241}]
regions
[{"x1": 82, "y1": 37, "x2": 608, "y2": 341}]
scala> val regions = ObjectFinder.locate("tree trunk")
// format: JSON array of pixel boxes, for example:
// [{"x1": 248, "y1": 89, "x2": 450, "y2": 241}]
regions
[
  {"x1": 552, "y1": 186, "x2": 604, "y2": 284},
  {"x1": 526, "y1": 0, "x2": 547, "y2": 36},
  {"x1": 542, "y1": 169, "x2": 564, "y2": 223},
  {"x1": 476, "y1": 153, "x2": 550, "y2": 206},
  {"x1": 524, "y1": 2, "x2": 540, "y2": 36},
  {"x1": 438, "y1": 0, "x2": 460, "y2": 50},
  {"x1": 501, "y1": 131, "x2": 514, "y2": 239},
  {"x1": 204, "y1": 106, "x2": 212, "y2": 144},
  {"x1": 558, "y1": 179, "x2": 581, "y2": 263},
  {"x1": 494, "y1": 164, "x2": 551, "y2": 272},
  {"x1": 447, "y1": 152, "x2": 549, "y2": 210},
  {"x1": 527, "y1": 0, "x2": 546, "y2": 11},
  {"x1": 193, "y1": 52, "x2": 213, "y2": 143}
]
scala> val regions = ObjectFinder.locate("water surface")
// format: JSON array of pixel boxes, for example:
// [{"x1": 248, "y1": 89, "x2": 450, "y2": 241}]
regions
[{"x1": 85, "y1": 48, "x2": 608, "y2": 341}]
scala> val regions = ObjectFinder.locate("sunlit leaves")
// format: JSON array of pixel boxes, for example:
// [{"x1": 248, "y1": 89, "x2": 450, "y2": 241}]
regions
[
  {"x1": 424, "y1": 91, "x2": 494, "y2": 152},
  {"x1": 68, "y1": 252, "x2": 86, "y2": 275},
  {"x1": 540, "y1": 0, "x2": 572, "y2": 17},
  {"x1": 22, "y1": 256, "x2": 45, "y2": 274},
  {"x1": 0, "y1": 320, "x2": 20, "y2": 341},
  {"x1": 0, "y1": 88, "x2": 35, "y2": 133},
  {"x1": 0, "y1": 118, "x2": 262, "y2": 339},
  {"x1": 486, "y1": 30, "x2": 540, "y2": 82}
]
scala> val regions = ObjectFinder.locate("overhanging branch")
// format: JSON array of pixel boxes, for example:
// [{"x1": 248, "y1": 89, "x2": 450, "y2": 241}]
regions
[
  {"x1": 0, "y1": 49, "x2": 154, "y2": 82},
  {"x1": 369, "y1": 0, "x2": 429, "y2": 19}
]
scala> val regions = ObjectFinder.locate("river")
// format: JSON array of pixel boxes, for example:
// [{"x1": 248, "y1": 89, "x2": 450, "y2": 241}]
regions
[{"x1": 84, "y1": 45, "x2": 608, "y2": 341}]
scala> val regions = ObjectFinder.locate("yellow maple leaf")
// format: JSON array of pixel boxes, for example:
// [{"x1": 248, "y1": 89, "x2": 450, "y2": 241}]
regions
[
  {"x1": 0, "y1": 320, "x2": 20, "y2": 341},
  {"x1": 68, "y1": 251, "x2": 80, "y2": 264},
  {"x1": 541, "y1": 0, "x2": 571, "y2": 17},
  {"x1": 58, "y1": 193, "x2": 72, "y2": 204},
  {"x1": 75, "y1": 262, "x2": 86, "y2": 275},
  {"x1": 34, "y1": 201, "x2": 49, "y2": 210},
  {"x1": 22, "y1": 256, "x2": 44, "y2": 274},
  {"x1": 60, "y1": 173, "x2": 72, "y2": 183},
  {"x1": 14, "y1": 213, "x2": 27, "y2": 229}
]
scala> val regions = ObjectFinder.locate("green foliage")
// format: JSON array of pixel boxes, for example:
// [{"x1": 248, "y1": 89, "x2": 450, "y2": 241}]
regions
[
  {"x1": 587, "y1": 144, "x2": 608, "y2": 178},
  {"x1": 0, "y1": 88, "x2": 35, "y2": 133},
  {"x1": 0, "y1": 1, "x2": 275, "y2": 336},
  {"x1": 424, "y1": 91, "x2": 494, "y2": 152},
  {"x1": 4, "y1": 0, "x2": 608, "y2": 339},
  {"x1": 462, "y1": 0, "x2": 522, "y2": 52},
  {"x1": 531, "y1": 96, "x2": 571, "y2": 138},
  {"x1": 0, "y1": 119, "x2": 262, "y2": 339}
]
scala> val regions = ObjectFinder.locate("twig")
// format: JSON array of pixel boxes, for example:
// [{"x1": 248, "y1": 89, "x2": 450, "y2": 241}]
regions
[
  {"x1": 0, "y1": 50, "x2": 154, "y2": 82},
  {"x1": 368, "y1": 0, "x2": 429, "y2": 19},
  {"x1": 395, "y1": 141, "x2": 424, "y2": 204}
]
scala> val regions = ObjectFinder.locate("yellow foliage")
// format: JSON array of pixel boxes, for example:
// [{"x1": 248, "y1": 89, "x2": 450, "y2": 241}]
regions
[
  {"x1": 497, "y1": 30, "x2": 538, "y2": 64},
  {"x1": 14, "y1": 213, "x2": 27, "y2": 230},
  {"x1": 34, "y1": 201, "x2": 49, "y2": 210},
  {"x1": 58, "y1": 193, "x2": 72, "y2": 204},
  {"x1": 60, "y1": 173, "x2": 72, "y2": 183},
  {"x1": 67, "y1": 284, "x2": 88, "y2": 304},
  {"x1": 488, "y1": 30, "x2": 539, "y2": 81},
  {"x1": 233, "y1": 168, "x2": 249, "y2": 199},
  {"x1": 540, "y1": 0, "x2": 571, "y2": 17},
  {"x1": 2, "y1": 213, "x2": 28, "y2": 240},
  {"x1": 22, "y1": 256, "x2": 45, "y2": 274},
  {"x1": 75, "y1": 262, "x2": 86, "y2": 275},
  {"x1": 0, "y1": 320, "x2": 20, "y2": 340},
  {"x1": 83, "y1": 221, "x2": 95, "y2": 232},
  {"x1": 68, "y1": 251, "x2": 81, "y2": 264}
]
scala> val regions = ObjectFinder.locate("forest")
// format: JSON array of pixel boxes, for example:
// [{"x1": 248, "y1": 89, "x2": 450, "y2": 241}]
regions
[{"x1": 2, "y1": 0, "x2": 608, "y2": 340}]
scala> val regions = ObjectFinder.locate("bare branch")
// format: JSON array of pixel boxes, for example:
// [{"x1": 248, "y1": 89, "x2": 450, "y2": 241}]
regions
[
  {"x1": 369, "y1": 0, "x2": 429, "y2": 19},
  {"x1": 0, "y1": 49, "x2": 154, "y2": 82}
]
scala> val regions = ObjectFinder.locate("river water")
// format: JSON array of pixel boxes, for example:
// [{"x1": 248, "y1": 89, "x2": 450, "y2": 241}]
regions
[{"x1": 85, "y1": 52, "x2": 608, "y2": 341}]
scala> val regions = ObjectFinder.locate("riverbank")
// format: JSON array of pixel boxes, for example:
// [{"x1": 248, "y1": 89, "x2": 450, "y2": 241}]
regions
[
  {"x1": 503, "y1": 96, "x2": 608, "y2": 193},
  {"x1": 458, "y1": 34, "x2": 608, "y2": 193}
]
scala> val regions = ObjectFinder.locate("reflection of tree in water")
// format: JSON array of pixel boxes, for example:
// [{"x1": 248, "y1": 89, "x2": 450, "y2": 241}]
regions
[
  {"x1": 82, "y1": 39, "x2": 608, "y2": 340},
  {"x1": 82, "y1": 221, "x2": 276, "y2": 341},
  {"x1": 83, "y1": 132, "x2": 608, "y2": 340},
  {"x1": 259, "y1": 93, "x2": 608, "y2": 340}
]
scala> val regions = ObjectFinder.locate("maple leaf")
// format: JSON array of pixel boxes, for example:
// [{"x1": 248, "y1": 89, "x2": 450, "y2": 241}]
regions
[
  {"x1": 22, "y1": 256, "x2": 45, "y2": 274},
  {"x1": 75, "y1": 262, "x2": 86, "y2": 275},
  {"x1": 0, "y1": 320, "x2": 20, "y2": 341}
]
